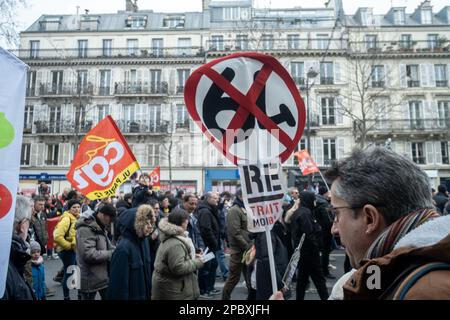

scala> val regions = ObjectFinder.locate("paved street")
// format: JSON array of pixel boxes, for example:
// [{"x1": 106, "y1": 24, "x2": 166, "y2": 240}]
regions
[{"x1": 45, "y1": 250, "x2": 346, "y2": 300}]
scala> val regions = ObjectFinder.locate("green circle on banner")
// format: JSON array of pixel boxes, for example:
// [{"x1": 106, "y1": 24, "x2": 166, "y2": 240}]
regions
[{"x1": 0, "y1": 112, "x2": 15, "y2": 149}]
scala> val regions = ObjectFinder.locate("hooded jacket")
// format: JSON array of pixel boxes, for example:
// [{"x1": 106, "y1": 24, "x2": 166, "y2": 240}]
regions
[
  {"x1": 197, "y1": 200, "x2": 221, "y2": 252},
  {"x1": 76, "y1": 215, "x2": 115, "y2": 293},
  {"x1": 152, "y1": 219, "x2": 203, "y2": 300},
  {"x1": 107, "y1": 208, "x2": 152, "y2": 300},
  {"x1": 343, "y1": 214, "x2": 450, "y2": 300},
  {"x1": 1, "y1": 235, "x2": 36, "y2": 300},
  {"x1": 53, "y1": 211, "x2": 78, "y2": 252},
  {"x1": 227, "y1": 199, "x2": 251, "y2": 254}
]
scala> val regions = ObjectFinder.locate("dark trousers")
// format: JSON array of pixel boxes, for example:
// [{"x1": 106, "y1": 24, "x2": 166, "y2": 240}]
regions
[
  {"x1": 58, "y1": 250, "x2": 76, "y2": 299},
  {"x1": 321, "y1": 231, "x2": 333, "y2": 275},
  {"x1": 296, "y1": 250, "x2": 329, "y2": 300},
  {"x1": 198, "y1": 252, "x2": 218, "y2": 294},
  {"x1": 222, "y1": 252, "x2": 250, "y2": 300},
  {"x1": 80, "y1": 288, "x2": 107, "y2": 300}
]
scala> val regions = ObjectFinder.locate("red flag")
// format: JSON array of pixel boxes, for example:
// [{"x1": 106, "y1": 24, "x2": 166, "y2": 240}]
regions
[
  {"x1": 295, "y1": 150, "x2": 320, "y2": 175},
  {"x1": 149, "y1": 166, "x2": 161, "y2": 191},
  {"x1": 66, "y1": 116, "x2": 140, "y2": 200}
]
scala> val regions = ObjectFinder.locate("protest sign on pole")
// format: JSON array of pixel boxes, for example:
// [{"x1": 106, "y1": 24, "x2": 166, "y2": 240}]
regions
[
  {"x1": 66, "y1": 115, "x2": 140, "y2": 200},
  {"x1": 149, "y1": 166, "x2": 161, "y2": 191},
  {"x1": 0, "y1": 47, "x2": 28, "y2": 297},
  {"x1": 295, "y1": 149, "x2": 330, "y2": 191},
  {"x1": 282, "y1": 234, "x2": 306, "y2": 291}
]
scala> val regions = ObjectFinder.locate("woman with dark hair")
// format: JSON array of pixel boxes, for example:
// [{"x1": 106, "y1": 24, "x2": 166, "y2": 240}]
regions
[{"x1": 152, "y1": 208, "x2": 205, "y2": 300}]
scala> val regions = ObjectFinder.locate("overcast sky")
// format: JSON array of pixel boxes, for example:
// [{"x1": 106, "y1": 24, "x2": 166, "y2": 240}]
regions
[{"x1": 14, "y1": 0, "x2": 449, "y2": 33}]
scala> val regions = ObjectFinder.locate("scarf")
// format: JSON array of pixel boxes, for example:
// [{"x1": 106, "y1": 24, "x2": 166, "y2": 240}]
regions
[
  {"x1": 31, "y1": 256, "x2": 44, "y2": 266},
  {"x1": 364, "y1": 208, "x2": 439, "y2": 260},
  {"x1": 176, "y1": 231, "x2": 196, "y2": 260}
]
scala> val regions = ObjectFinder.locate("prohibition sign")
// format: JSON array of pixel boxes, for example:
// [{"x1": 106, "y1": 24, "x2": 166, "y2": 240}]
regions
[{"x1": 184, "y1": 52, "x2": 306, "y2": 165}]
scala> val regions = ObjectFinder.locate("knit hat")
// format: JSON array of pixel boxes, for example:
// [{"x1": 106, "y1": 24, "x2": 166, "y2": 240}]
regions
[
  {"x1": 30, "y1": 240, "x2": 41, "y2": 253},
  {"x1": 67, "y1": 199, "x2": 81, "y2": 210},
  {"x1": 98, "y1": 203, "x2": 117, "y2": 217}
]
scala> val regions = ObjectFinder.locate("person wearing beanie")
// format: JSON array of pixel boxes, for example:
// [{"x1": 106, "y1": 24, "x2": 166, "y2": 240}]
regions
[
  {"x1": 1, "y1": 195, "x2": 36, "y2": 300},
  {"x1": 30, "y1": 240, "x2": 46, "y2": 300},
  {"x1": 54, "y1": 199, "x2": 81, "y2": 300},
  {"x1": 75, "y1": 203, "x2": 116, "y2": 300}
]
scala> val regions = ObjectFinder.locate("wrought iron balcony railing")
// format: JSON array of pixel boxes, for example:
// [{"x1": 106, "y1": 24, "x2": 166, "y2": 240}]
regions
[
  {"x1": 367, "y1": 118, "x2": 450, "y2": 132},
  {"x1": 114, "y1": 81, "x2": 168, "y2": 95},
  {"x1": 39, "y1": 82, "x2": 94, "y2": 96}
]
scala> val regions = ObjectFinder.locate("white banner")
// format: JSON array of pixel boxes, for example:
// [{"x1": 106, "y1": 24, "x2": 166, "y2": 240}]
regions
[
  {"x1": 0, "y1": 47, "x2": 28, "y2": 297},
  {"x1": 238, "y1": 158, "x2": 287, "y2": 233}
]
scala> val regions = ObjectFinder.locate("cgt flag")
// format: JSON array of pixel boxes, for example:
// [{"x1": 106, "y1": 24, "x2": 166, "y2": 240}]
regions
[
  {"x1": 0, "y1": 48, "x2": 28, "y2": 297},
  {"x1": 295, "y1": 150, "x2": 320, "y2": 175},
  {"x1": 149, "y1": 166, "x2": 161, "y2": 191},
  {"x1": 66, "y1": 115, "x2": 140, "y2": 200}
]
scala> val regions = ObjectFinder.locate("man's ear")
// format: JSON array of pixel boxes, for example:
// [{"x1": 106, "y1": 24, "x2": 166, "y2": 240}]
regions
[{"x1": 362, "y1": 205, "x2": 386, "y2": 235}]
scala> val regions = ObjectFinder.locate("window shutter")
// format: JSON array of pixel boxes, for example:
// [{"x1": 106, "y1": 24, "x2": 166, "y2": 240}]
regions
[
  {"x1": 334, "y1": 61, "x2": 342, "y2": 83},
  {"x1": 447, "y1": 64, "x2": 450, "y2": 87},
  {"x1": 385, "y1": 64, "x2": 393, "y2": 87},
  {"x1": 426, "y1": 141, "x2": 434, "y2": 164},
  {"x1": 58, "y1": 143, "x2": 71, "y2": 166},
  {"x1": 400, "y1": 64, "x2": 407, "y2": 88},
  {"x1": 428, "y1": 64, "x2": 435, "y2": 87},
  {"x1": 336, "y1": 97, "x2": 344, "y2": 125},
  {"x1": 405, "y1": 142, "x2": 412, "y2": 160},
  {"x1": 315, "y1": 137, "x2": 323, "y2": 166},
  {"x1": 419, "y1": 64, "x2": 429, "y2": 87},
  {"x1": 435, "y1": 141, "x2": 442, "y2": 165},
  {"x1": 337, "y1": 137, "x2": 345, "y2": 159},
  {"x1": 37, "y1": 143, "x2": 45, "y2": 166}
]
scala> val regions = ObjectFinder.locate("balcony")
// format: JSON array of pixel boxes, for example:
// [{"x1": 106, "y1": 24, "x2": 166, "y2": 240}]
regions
[
  {"x1": 320, "y1": 77, "x2": 334, "y2": 85},
  {"x1": 371, "y1": 81, "x2": 385, "y2": 88},
  {"x1": 32, "y1": 120, "x2": 93, "y2": 134},
  {"x1": 348, "y1": 40, "x2": 450, "y2": 55},
  {"x1": 176, "y1": 86, "x2": 185, "y2": 94},
  {"x1": 39, "y1": 83, "x2": 94, "y2": 96},
  {"x1": 114, "y1": 81, "x2": 168, "y2": 96},
  {"x1": 436, "y1": 80, "x2": 448, "y2": 87},
  {"x1": 412, "y1": 157, "x2": 426, "y2": 165},
  {"x1": 176, "y1": 120, "x2": 190, "y2": 130},
  {"x1": 367, "y1": 118, "x2": 450, "y2": 135},
  {"x1": 407, "y1": 80, "x2": 420, "y2": 87},
  {"x1": 116, "y1": 120, "x2": 169, "y2": 134}
]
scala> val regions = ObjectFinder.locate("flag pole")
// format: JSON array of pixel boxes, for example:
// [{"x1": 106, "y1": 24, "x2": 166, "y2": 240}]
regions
[
  {"x1": 318, "y1": 171, "x2": 330, "y2": 192},
  {"x1": 265, "y1": 226, "x2": 278, "y2": 295}
]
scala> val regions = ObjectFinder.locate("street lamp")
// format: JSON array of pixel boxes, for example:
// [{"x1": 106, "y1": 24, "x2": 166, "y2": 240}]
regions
[{"x1": 305, "y1": 67, "x2": 318, "y2": 188}]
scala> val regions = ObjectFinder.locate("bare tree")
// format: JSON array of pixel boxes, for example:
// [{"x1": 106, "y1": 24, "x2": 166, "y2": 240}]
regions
[
  {"x1": 160, "y1": 102, "x2": 176, "y2": 192},
  {"x1": 0, "y1": 0, "x2": 27, "y2": 47}
]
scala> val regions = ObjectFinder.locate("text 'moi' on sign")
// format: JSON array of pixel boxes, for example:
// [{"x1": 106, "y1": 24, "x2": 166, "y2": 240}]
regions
[
  {"x1": 238, "y1": 159, "x2": 287, "y2": 233},
  {"x1": 184, "y1": 52, "x2": 306, "y2": 165}
]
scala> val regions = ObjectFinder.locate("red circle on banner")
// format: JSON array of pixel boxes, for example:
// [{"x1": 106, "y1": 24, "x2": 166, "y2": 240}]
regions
[
  {"x1": 184, "y1": 52, "x2": 306, "y2": 165},
  {"x1": 0, "y1": 184, "x2": 13, "y2": 219}
]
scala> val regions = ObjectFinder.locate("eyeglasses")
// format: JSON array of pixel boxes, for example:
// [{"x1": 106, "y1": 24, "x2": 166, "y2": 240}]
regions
[{"x1": 326, "y1": 206, "x2": 364, "y2": 223}]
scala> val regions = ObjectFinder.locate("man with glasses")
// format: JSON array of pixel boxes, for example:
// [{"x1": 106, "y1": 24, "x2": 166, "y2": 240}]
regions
[{"x1": 325, "y1": 147, "x2": 450, "y2": 300}]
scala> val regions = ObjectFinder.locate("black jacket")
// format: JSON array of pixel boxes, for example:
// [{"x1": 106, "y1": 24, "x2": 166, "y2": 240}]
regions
[
  {"x1": 132, "y1": 185, "x2": 156, "y2": 208},
  {"x1": 1, "y1": 235, "x2": 36, "y2": 300},
  {"x1": 197, "y1": 201, "x2": 221, "y2": 252},
  {"x1": 315, "y1": 194, "x2": 332, "y2": 230},
  {"x1": 107, "y1": 208, "x2": 152, "y2": 300},
  {"x1": 433, "y1": 192, "x2": 449, "y2": 214}
]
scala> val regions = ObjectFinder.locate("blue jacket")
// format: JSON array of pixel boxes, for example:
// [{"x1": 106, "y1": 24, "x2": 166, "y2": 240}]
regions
[
  {"x1": 31, "y1": 261, "x2": 46, "y2": 300},
  {"x1": 107, "y1": 208, "x2": 152, "y2": 300}
]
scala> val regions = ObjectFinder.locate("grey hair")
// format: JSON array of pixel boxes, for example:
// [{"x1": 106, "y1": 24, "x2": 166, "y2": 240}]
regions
[
  {"x1": 289, "y1": 187, "x2": 299, "y2": 193},
  {"x1": 14, "y1": 195, "x2": 33, "y2": 230},
  {"x1": 205, "y1": 191, "x2": 219, "y2": 201},
  {"x1": 325, "y1": 147, "x2": 434, "y2": 225}
]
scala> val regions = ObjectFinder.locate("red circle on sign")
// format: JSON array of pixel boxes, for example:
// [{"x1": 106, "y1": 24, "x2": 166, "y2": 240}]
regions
[
  {"x1": 0, "y1": 183, "x2": 13, "y2": 219},
  {"x1": 184, "y1": 52, "x2": 306, "y2": 165}
]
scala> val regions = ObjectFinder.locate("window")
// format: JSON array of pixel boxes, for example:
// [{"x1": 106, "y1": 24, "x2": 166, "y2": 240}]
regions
[
  {"x1": 236, "y1": 34, "x2": 248, "y2": 50},
  {"x1": 46, "y1": 144, "x2": 59, "y2": 166},
  {"x1": 149, "y1": 69, "x2": 162, "y2": 93},
  {"x1": 437, "y1": 101, "x2": 450, "y2": 127},
  {"x1": 124, "y1": 69, "x2": 138, "y2": 92},
  {"x1": 48, "y1": 106, "x2": 61, "y2": 133},
  {"x1": 320, "y1": 62, "x2": 334, "y2": 85},
  {"x1": 323, "y1": 138, "x2": 336, "y2": 165},
  {"x1": 127, "y1": 17, "x2": 147, "y2": 29},
  {"x1": 78, "y1": 40, "x2": 88, "y2": 58},
  {"x1": 97, "y1": 105, "x2": 111, "y2": 123},
  {"x1": 102, "y1": 39, "x2": 112, "y2": 57},
  {"x1": 317, "y1": 34, "x2": 330, "y2": 50},
  {"x1": 30, "y1": 40, "x2": 40, "y2": 59},
  {"x1": 421, "y1": 9, "x2": 432, "y2": 24},
  {"x1": 435, "y1": 65, "x2": 448, "y2": 87},
  {"x1": 176, "y1": 104, "x2": 189, "y2": 129},
  {"x1": 288, "y1": 34, "x2": 300, "y2": 49},
  {"x1": 394, "y1": 9, "x2": 405, "y2": 25},
  {"x1": 123, "y1": 104, "x2": 136, "y2": 132},
  {"x1": 147, "y1": 144, "x2": 160, "y2": 167},
  {"x1": 261, "y1": 34, "x2": 274, "y2": 50},
  {"x1": 177, "y1": 69, "x2": 190, "y2": 94},
  {"x1": 51, "y1": 71, "x2": 63, "y2": 94},
  {"x1": 361, "y1": 10, "x2": 373, "y2": 26},
  {"x1": 77, "y1": 70, "x2": 88, "y2": 94},
  {"x1": 24, "y1": 105, "x2": 33, "y2": 132},
  {"x1": 365, "y1": 35, "x2": 377, "y2": 50},
  {"x1": 412, "y1": 142, "x2": 425, "y2": 164},
  {"x1": 210, "y1": 35, "x2": 224, "y2": 51},
  {"x1": 406, "y1": 65, "x2": 420, "y2": 87},
  {"x1": 127, "y1": 39, "x2": 138, "y2": 56},
  {"x1": 409, "y1": 101, "x2": 423, "y2": 129},
  {"x1": 75, "y1": 106, "x2": 86, "y2": 132},
  {"x1": 152, "y1": 38, "x2": 163, "y2": 57},
  {"x1": 163, "y1": 15, "x2": 185, "y2": 28},
  {"x1": 99, "y1": 70, "x2": 111, "y2": 95},
  {"x1": 400, "y1": 34, "x2": 412, "y2": 49},
  {"x1": 21, "y1": 144, "x2": 31, "y2": 166},
  {"x1": 223, "y1": 7, "x2": 243, "y2": 20},
  {"x1": 441, "y1": 141, "x2": 449, "y2": 164},
  {"x1": 321, "y1": 98, "x2": 335, "y2": 125},
  {"x1": 428, "y1": 34, "x2": 438, "y2": 49},
  {"x1": 290, "y1": 62, "x2": 304, "y2": 85},
  {"x1": 178, "y1": 38, "x2": 192, "y2": 56},
  {"x1": 149, "y1": 105, "x2": 161, "y2": 132},
  {"x1": 27, "y1": 71, "x2": 36, "y2": 96},
  {"x1": 293, "y1": 139, "x2": 307, "y2": 166},
  {"x1": 371, "y1": 65, "x2": 385, "y2": 87}
]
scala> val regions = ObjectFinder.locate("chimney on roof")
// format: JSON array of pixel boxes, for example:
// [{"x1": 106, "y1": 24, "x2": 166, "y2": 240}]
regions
[
  {"x1": 84, "y1": 9, "x2": 89, "y2": 15},
  {"x1": 126, "y1": 0, "x2": 138, "y2": 12},
  {"x1": 202, "y1": 0, "x2": 211, "y2": 11}
]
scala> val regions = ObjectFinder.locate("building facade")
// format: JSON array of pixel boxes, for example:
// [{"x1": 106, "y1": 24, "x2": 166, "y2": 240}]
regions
[{"x1": 14, "y1": 0, "x2": 450, "y2": 195}]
